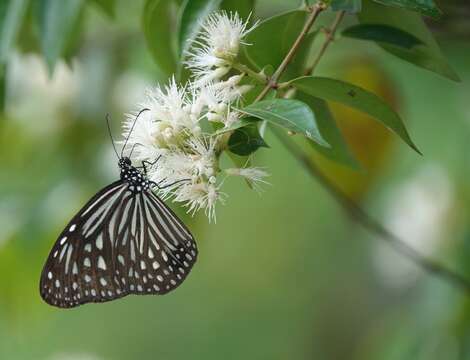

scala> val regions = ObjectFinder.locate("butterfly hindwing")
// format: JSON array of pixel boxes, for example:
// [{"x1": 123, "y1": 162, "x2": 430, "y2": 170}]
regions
[
  {"x1": 40, "y1": 180, "x2": 128, "y2": 308},
  {"x1": 40, "y1": 180, "x2": 198, "y2": 308}
]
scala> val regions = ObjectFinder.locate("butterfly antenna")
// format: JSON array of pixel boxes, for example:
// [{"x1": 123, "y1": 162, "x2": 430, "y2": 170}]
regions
[
  {"x1": 121, "y1": 108, "x2": 150, "y2": 158},
  {"x1": 106, "y1": 113, "x2": 120, "y2": 160},
  {"x1": 129, "y1": 143, "x2": 139, "y2": 159}
]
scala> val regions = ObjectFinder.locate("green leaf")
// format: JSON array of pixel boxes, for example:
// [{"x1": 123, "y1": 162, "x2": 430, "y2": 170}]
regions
[
  {"x1": 330, "y1": 0, "x2": 362, "y2": 13},
  {"x1": 228, "y1": 123, "x2": 268, "y2": 156},
  {"x1": 372, "y1": 0, "x2": 441, "y2": 19},
  {"x1": 220, "y1": 0, "x2": 254, "y2": 19},
  {"x1": 358, "y1": 0, "x2": 459, "y2": 81},
  {"x1": 296, "y1": 91, "x2": 359, "y2": 169},
  {"x1": 342, "y1": 24, "x2": 423, "y2": 49},
  {"x1": 143, "y1": 0, "x2": 177, "y2": 75},
  {"x1": 240, "y1": 99, "x2": 329, "y2": 147},
  {"x1": 177, "y1": 0, "x2": 222, "y2": 58},
  {"x1": 0, "y1": 0, "x2": 28, "y2": 64},
  {"x1": 88, "y1": 0, "x2": 116, "y2": 18},
  {"x1": 244, "y1": 11, "x2": 314, "y2": 79},
  {"x1": 291, "y1": 76, "x2": 420, "y2": 153},
  {"x1": 36, "y1": 0, "x2": 84, "y2": 73}
]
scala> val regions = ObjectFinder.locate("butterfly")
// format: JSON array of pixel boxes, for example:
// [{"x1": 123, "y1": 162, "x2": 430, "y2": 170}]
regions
[{"x1": 39, "y1": 109, "x2": 198, "y2": 308}]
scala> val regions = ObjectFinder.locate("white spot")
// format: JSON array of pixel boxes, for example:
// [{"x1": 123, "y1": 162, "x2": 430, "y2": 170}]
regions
[
  {"x1": 101, "y1": 290, "x2": 106, "y2": 297},
  {"x1": 157, "y1": 275, "x2": 163, "y2": 282},
  {"x1": 108, "y1": 290, "x2": 113, "y2": 296},
  {"x1": 72, "y1": 282, "x2": 78, "y2": 290},
  {"x1": 170, "y1": 279, "x2": 176, "y2": 285},
  {"x1": 148, "y1": 248, "x2": 154, "y2": 258},
  {"x1": 59, "y1": 244, "x2": 68, "y2": 261},
  {"x1": 137, "y1": 285, "x2": 143, "y2": 292},
  {"x1": 121, "y1": 277, "x2": 126, "y2": 284},
  {"x1": 130, "y1": 284, "x2": 135, "y2": 291},
  {"x1": 77, "y1": 293, "x2": 81, "y2": 299},
  {"x1": 163, "y1": 269, "x2": 170, "y2": 275},
  {"x1": 134, "y1": 271, "x2": 140, "y2": 279},
  {"x1": 100, "y1": 278, "x2": 107, "y2": 286},
  {"x1": 116, "y1": 289, "x2": 121, "y2": 295},
  {"x1": 69, "y1": 224, "x2": 76, "y2": 232},
  {"x1": 153, "y1": 284, "x2": 160, "y2": 291},
  {"x1": 118, "y1": 255, "x2": 125, "y2": 265},
  {"x1": 152, "y1": 261, "x2": 160, "y2": 270},
  {"x1": 185, "y1": 254, "x2": 192, "y2": 261},
  {"x1": 177, "y1": 274, "x2": 182, "y2": 280},
  {"x1": 128, "y1": 268, "x2": 133, "y2": 277},
  {"x1": 98, "y1": 256, "x2": 107, "y2": 270},
  {"x1": 91, "y1": 289, "x2": 97, "y2": 296},
  {"x1": 84, "y1": 257, "x2": 91, "y2": 267},
  {"x1": 161, "y1": 251, "x2": 168, "y2": 262},
  {"x1": 140, "y1": 261, "x2": 146, "y2": 270},
  {"x1": 84, "y1": 243, "x2": 92, "y2": 252},
  {"x1": 60, "y1": 237, "x2": 67, "y2": 245},
  {"x1": 53, "y1": 250, "x2": 59, "y2": 258},
  {"x1": 84, "y1": 275, "x2": 91, "y2": 282},
  {"x1": 72, "y1": 262, "x2": 78, "y2": 274},
  {"x1": 47, "y1": 272, "x2": 52, "y2": 279},
  {"x1": 55, "y1": 280, "x2": 60, "y2": 288},
  {"x1": 85, "y1": 290, "x2": 89, "y2": 296},
  {"x1": 96, "y1": 234, "x2": 103, "y2": 250},
  {"x1": 183, "y1": 261, "x2": 189, "y2": 267},
  {"x1": 178, "y1": 267, "x2": 185, "y2": 274},
  {"x1": 191, "y1": 250, "x2": 196, "y2": 256}
]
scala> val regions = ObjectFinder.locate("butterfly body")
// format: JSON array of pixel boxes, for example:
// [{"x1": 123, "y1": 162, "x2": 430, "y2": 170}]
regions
[
  {"x1": 40, "y1": 156, "x2": 198, "y2": 309},
  {"x1": 119, "y1": 157, "x2": 152, "y2": 193}
]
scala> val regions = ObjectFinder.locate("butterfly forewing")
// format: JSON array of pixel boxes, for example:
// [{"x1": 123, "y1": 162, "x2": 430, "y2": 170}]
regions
[{"x1": 40, "y1": 178, "x2": 198, "y2": 308}]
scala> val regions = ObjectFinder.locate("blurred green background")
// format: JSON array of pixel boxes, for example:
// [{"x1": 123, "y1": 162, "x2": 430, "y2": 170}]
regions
[{"x1": 1, "y1": 0, "x2": 470, "y2": 359}]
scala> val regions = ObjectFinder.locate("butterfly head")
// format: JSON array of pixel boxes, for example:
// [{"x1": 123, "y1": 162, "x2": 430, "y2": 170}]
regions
[{"x1": 118, "y1": 157, "x2": 132, "y2": 169}]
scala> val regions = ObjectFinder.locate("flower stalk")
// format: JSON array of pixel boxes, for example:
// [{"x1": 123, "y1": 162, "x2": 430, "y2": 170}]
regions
[{"x1": 230, "y1": 62, "x2": 268, "y2": 84}]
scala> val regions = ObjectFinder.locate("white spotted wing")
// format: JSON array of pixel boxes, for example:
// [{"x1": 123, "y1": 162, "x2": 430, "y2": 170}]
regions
[{"x1": 39, "y1": 180, "x2": 198, "y2": 308}]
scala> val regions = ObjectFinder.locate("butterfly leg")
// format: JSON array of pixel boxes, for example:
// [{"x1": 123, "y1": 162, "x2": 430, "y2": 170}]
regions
[
  {"x1": 151, "y1": 178, "x2": 191, "y2": 190},
  {"x1": 139, "y1": 156, "x2": 162, "y2": 175}
]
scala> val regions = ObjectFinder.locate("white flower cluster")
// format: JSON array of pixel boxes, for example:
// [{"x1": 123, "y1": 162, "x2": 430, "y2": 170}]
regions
[
  {"x1": 122, "y1": 12, "x2": 268, "y2": 222},
  {"x1": 185, "y1": 11, "x2": 256, "y2": 87}
]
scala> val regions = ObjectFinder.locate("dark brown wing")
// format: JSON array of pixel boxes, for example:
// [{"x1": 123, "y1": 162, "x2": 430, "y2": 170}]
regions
[{"x1": 39, "y1": 181, "x2": 198, "y2": 309}]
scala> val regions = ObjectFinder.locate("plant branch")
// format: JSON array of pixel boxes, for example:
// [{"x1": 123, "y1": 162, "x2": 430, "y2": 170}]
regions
[
  {"x1": 305, "y1": 10, "x2": 345, "y2": 75},
  {"x1": 251, "y1": 3, "x2": 470, "y2": 293},
  {"x1": 255, "y1": 2, "x2": 326, "y2": 102},
  {"x1": 272, "y1": 127, "x2": 470, "y2": 293}
]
